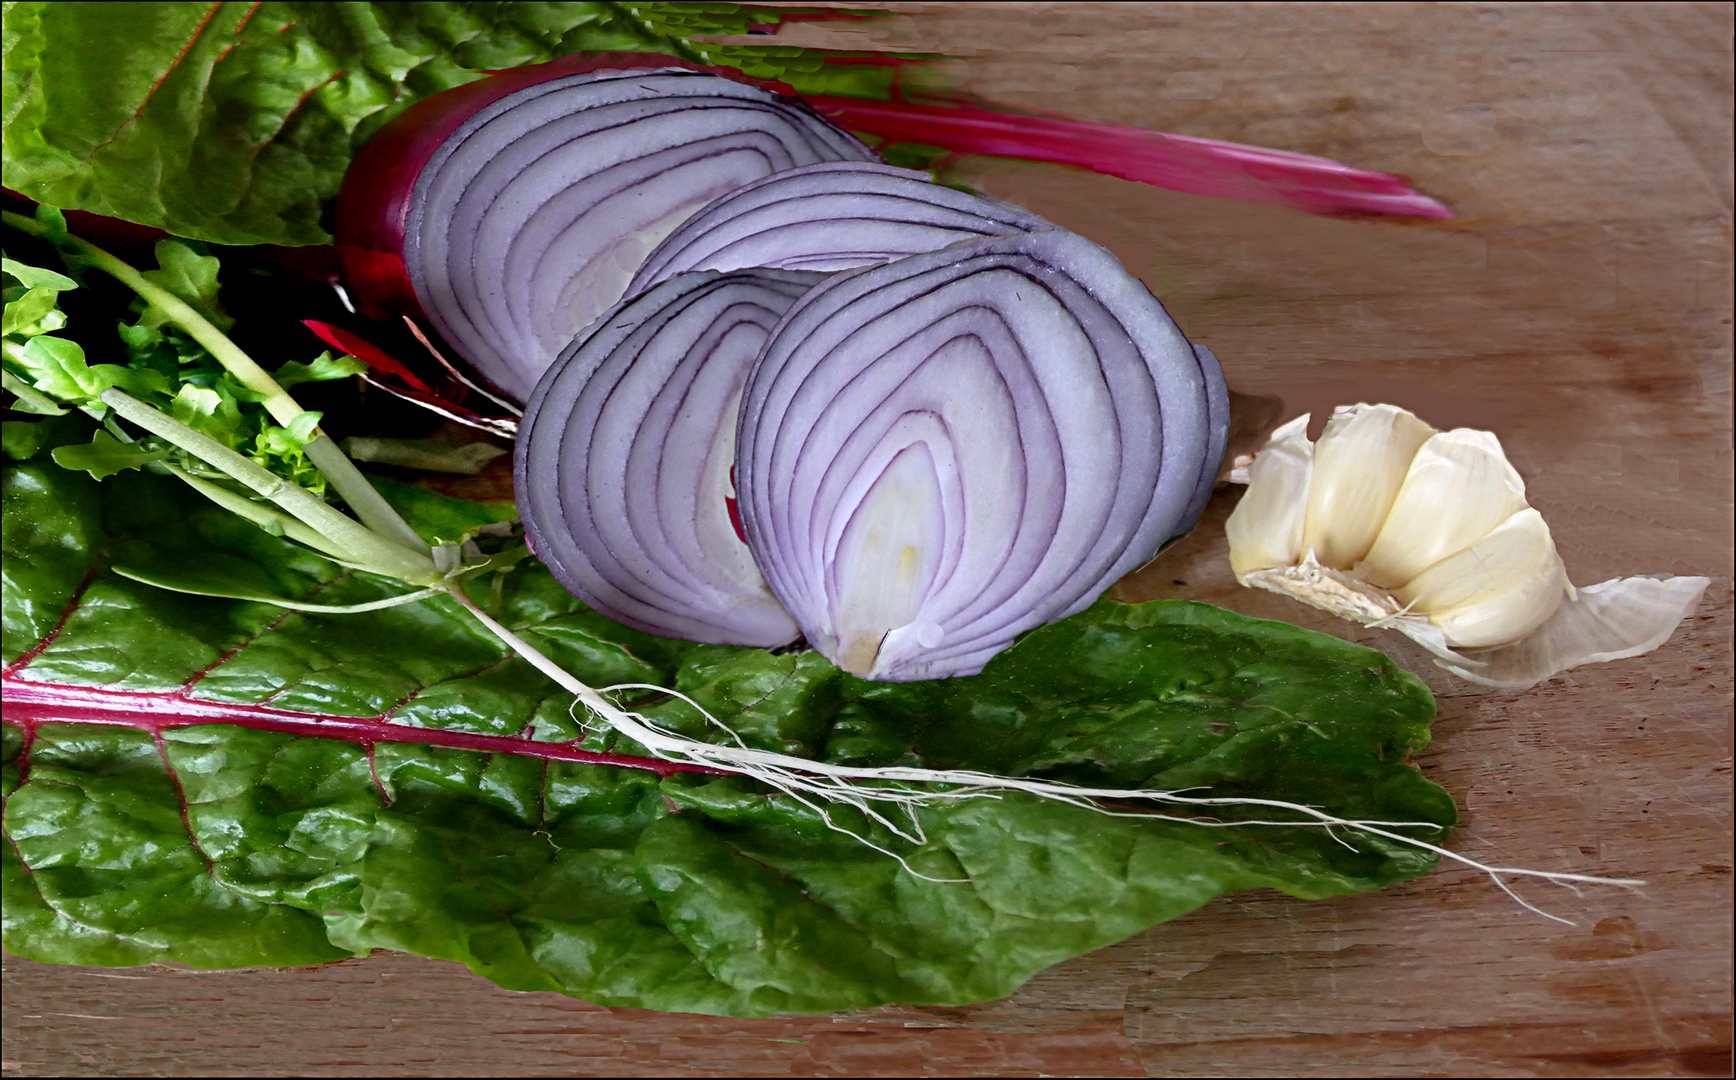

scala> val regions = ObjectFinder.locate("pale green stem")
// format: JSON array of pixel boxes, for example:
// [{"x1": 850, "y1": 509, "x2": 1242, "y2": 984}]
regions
[
  {"x1": 240, "y1": 587, "x2": 443, "y2": 614},
  {"x1": 109, "y1": 566, "x2": 442, "y2": 614},
  {"x1": 1, "y1": 366, "x2": 68, "y2": 415},
  {"x1": 446, "y1": 585, "x2": 615, "y2": 711},
  {"x1": 103, "y1": 389, "x2": 438, "y2": 585},
  {"x1": 301, "y1": 436, "x2": 429, "y2": 552},
  {"x1": 1, "y1": 209, "x2": 428, "y2": 552},
  {"x1": 161, "y1": 463, "x2": 353, "y2": 560}
]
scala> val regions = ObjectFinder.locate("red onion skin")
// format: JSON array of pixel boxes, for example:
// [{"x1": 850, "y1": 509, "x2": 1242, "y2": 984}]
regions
[{"x1": 302, "y1": 319, "x2": 432, "y2": 391}]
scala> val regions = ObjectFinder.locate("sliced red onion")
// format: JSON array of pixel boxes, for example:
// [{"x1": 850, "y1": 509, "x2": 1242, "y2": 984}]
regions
[
  {"x1": 735, "y1": 231, "x2": 1227, "y2": 681},
  {"x1": 627, "y1": 161, "x2": 1052, "y2": 293},
  {"x1": 1181, "y1": 343, "x2": 1231, "y2": 530},
  {"x1": 384, "y1": 68, "x2": 873, "y2": 402},
  {"x1": 516, "y1": 269, "x2": 825, "y2": 647}
]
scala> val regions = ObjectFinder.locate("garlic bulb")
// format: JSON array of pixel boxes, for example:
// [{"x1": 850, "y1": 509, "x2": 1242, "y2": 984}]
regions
[{"x1": 1225, "y1": 404, "x2": 1710, "y2": 688}]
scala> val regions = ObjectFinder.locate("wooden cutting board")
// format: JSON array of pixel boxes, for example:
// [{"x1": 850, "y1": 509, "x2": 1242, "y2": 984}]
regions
[{"x1": 4, "y1": 3, "x2": 1730, "y2": 1076}]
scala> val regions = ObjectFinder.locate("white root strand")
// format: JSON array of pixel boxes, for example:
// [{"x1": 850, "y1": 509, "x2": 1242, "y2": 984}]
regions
[{"x1": 449, "y1": 587, "x2": 1643, "y2": 923}]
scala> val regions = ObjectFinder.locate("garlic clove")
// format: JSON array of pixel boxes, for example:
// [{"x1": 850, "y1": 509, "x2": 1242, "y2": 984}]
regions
[
  {"x1": 1398, "y1": 507, "x2": 1568, "y2": 648},
  {"x1": 1358, "y1": 428, "x2": 1530, "y2": 588},
  {"x1": 1420, "y1": 574, "x2": 1712, "y2": 688},
  {"x1": 1302, "y1": 404, "x2": 1437, "y2": 570},
  {"x1": 1225, "y1": 414, "x2": 1313, "y2": 579},
  {"x1": 1226, "y1": 402, "x2": 1709, "y2": 688}
]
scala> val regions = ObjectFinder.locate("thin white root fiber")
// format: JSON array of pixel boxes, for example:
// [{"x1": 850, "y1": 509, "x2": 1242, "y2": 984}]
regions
[{"x1": 453, "y1": 589, "x2": 1644, "y2": 924}]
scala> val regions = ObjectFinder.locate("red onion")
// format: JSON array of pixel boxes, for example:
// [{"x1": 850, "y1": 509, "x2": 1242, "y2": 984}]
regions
[
  {"x1": 627, "y1": 161, "x2": 1052, "y2": 292},
  {"x1": 735, "y1": 231, "x2": 1228, "y2": 681},
  {"x1": 339, "y1": 63, "x2": 874, "y2": 403},
  {"x1": 516, "y1": 269, "x2": 824, "y2": 647}
]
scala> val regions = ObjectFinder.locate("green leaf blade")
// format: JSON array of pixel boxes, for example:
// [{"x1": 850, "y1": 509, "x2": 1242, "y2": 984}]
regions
[
  {"x1": 1, "y1": 458, "x2": 104, "y2": 664},
  {"x1": 3, "y1": 3, "x2": 923, "y2": 245},
  {"x1": 4, "y1": 723, "x2": 353, "y2": 968},
  {"x1": 4, "y1": 434, "x2": 1455, "y2": 1014}
]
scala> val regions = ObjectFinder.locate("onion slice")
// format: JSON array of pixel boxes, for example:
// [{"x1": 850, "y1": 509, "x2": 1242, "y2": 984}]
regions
[
  {"x1": 736, "y1": 231, "x2": 1228, "y2": 681},
  {"x1": 397, "y1": 68, "x2": 874, "y2": 402},
  {"x1": 516, "y1": 269, "x2": 825, "y2": 647},
  {"x1": 627, "y1": 161, "x2": 1052, "y2": 292}
]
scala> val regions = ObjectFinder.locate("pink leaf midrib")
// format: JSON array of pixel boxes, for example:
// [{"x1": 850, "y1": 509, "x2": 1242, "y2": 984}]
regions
[
  {"x1": 806, "y1": 95, "x2": 1454, "y2": 219},
  {"x1": 1, "y1": 674, "x2": 721, "y2": 777}
]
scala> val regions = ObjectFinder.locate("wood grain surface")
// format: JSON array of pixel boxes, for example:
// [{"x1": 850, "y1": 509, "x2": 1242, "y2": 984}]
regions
[{"x1": 4, "y1": 3, "x2": 1731, "y2": 1076}]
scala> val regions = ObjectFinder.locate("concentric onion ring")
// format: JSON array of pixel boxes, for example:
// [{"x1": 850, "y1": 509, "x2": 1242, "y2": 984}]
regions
[
  {"x1": 399, "y1": 69, "x2": 874, "y2": 401},
  {"x1": 517, "y1": 269, "x2": 825, "y2": 646},
  {"x1": 735, "y1": 231, "x2": 1229, "y2": 681},
  {"x1": 627, "y1": 161, "x2": 1051, "y2": 292}
]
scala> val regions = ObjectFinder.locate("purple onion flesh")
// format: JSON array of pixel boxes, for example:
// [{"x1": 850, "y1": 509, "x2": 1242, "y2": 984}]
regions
[
  {"x1": 627, "y1": 161, "x2": 1052, "y2": 294},
  {"x1": 735, "y1": 231, "x2": 1229, "y2": 681},
  {"x1": 405, "y1": 69, "x2": 874, "y2": 402},
  {"x1": 517, "y1": 269, "x2": 824, "y2": 646}
]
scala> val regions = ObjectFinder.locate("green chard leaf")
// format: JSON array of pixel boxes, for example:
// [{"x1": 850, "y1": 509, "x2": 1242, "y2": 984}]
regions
[
  {"x1": 2, "y1": 2, "x2": 907, "y2": 247},
  {"x1": 2, "y1": 420, "x2": 1456, "y2": 1015}
]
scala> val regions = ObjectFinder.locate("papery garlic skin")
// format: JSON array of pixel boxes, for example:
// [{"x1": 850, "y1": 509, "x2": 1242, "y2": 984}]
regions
[
  {"x1": 1241, "y1": 557, "x2": 1404, "y2": 627},
  {"x1": 1439, "y1": 575, "x2": 1711, "y2": 688},
  {"x1": 1225, "y1": 403, "x2": 1710, "y2": 689}
]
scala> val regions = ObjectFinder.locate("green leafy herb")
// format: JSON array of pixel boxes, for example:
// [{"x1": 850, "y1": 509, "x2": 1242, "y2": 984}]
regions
[
  {"x1": 3, "y1": 420, "x2": 1454, "y2": 1014},
  {"x1": 3, "y1": 223, "x2": 362, "y2": 493},
  {"x1": 1, "y1": 251, "x2": 83, "y2": 416},
  {"x1": 48, "y1": 429, "x2": 168, "y2": 479},
  {"x1": 272, "y1": 352, "x2": 368, "y2": 390},
  {"x1": 1, "y1": 256, "x2": 76, "y2": 337},
  {"x1": 134, "y1": 239, "x2": 234, "y2": 332},
  {"x1": 5, "y1": 327, "x2": 172, "y2": 405}
]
